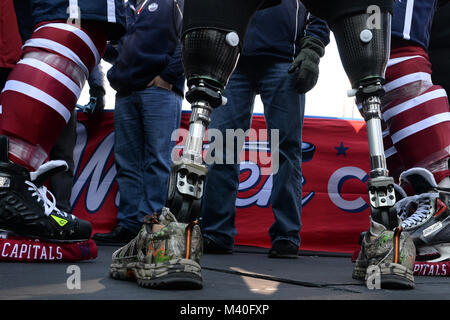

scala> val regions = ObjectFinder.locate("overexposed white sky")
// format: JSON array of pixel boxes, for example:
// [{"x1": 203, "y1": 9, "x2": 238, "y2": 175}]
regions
[{"x1": 79, "y1": 33, "x2": 362, "y2": 119}]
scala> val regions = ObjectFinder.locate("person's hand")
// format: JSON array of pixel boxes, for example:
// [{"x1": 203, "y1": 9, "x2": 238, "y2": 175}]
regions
[
  {"x1": 288, "y1": 36, "x2": 325, "y2": 94},
  {"x1": 147, "y1": 76, "x2": 173, "y2": 91},
  {"x1": 88, "y1": 85, "x2": 106, "y2": 115}
]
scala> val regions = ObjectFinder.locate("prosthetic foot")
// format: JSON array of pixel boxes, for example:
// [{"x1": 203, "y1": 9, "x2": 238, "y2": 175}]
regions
[
  {"x1": 0, "y1": 136, "x2": 92, "y2": 242},
  {"x1": 331, "y1": 11, "x2": 416, "y2": 288},
  {"x1": 155, "y1": 0, "x2": 265, "y2": 289},
  {"x1": 110, "y1": 207, "x2": 203, "y2": 289},
  {"x1": 352, "y1": 218, "x2": 416, "y2": 289}
]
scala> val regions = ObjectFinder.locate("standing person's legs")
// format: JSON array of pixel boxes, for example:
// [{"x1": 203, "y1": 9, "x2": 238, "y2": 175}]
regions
[
  {"x1": 259, "y1": 60, "x2": 304, "y2": 257},
  {"x1": 138, "y1": 86, "x2": 182, "y2": 217},
  {"x1": 201, "y1": 66, "x2": 256, "y2": 252},
  {"x1": 93, "y1": 92, "x2": 144, "y2": 244},
  {"x1": 112, "y1": 92, "x2": 146, "y2": 234}
]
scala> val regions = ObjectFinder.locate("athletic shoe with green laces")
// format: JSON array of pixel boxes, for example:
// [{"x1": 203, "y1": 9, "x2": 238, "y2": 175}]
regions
[{"x1": 110, "y1": 207, "x2": 203, "y2": 289}]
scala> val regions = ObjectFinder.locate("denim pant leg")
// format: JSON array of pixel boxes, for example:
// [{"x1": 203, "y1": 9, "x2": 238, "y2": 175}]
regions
[
  {"x1": 258, "y1": 62, "x2": 305, "y2": 247},
  {"x1": 138, "y1": 86, "x2": 182, "y2": 218},
  {"x1": 114, "y1": 92, "x2": 145, "y2": 233},
  {"x1": 201, "y1": 69, "x2": 256, "y2": 250},
  {"x1": 114, "y1": 87, "x2": 182, "y2": 233}
]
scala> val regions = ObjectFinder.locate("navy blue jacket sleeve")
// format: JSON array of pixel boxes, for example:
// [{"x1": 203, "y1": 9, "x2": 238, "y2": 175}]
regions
[{"x1": 304, "y1": 13, "x2": 330, "y2": 46}]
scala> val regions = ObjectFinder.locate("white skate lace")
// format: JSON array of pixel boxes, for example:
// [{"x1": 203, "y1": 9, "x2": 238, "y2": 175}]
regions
[
  {"x1": 401, "y1": 193, "x2": 438, "y2": 229},
  {"x1": 396, "y1": 195, "x2": 418, "y2": 221},
  {"x1": 25, "y1": 180, "x2": 74, "y2": 219}
]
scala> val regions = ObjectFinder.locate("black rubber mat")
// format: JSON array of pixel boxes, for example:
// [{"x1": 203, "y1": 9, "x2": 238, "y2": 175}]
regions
[{"x1": 0, "y1": 244, "x2": 449, "y2": 302}]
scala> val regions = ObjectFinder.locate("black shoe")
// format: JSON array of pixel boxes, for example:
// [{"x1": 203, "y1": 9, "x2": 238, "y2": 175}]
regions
[
  {"x1": 0, "y1": 136, "x2": 92, "y2": 242},
  {"x1": 203, "y1": 237, "x2": 232, "y2": 254},
  {"x1": 92, "y1": 225, "x2": 136, "y2": 245},
  {"x1": 268, "y1": 240, "x2": 299, "y2": 259}
]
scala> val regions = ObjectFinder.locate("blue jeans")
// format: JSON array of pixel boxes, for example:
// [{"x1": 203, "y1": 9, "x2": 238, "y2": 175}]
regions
[
  {"x1": 114, "y1": 86, "x2": 182, "y2": 233},
  {"x1": 201, "y1": 56, "x2": 305, "y2": 250}
]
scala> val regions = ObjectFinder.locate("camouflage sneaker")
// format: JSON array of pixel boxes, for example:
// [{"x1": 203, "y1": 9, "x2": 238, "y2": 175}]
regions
[
  {"x1": 110, "y1": 207, "x2": 203, "y2": 289},
  {"x1": 352, "y1": 218, "x2": 416, "y2": 289}
]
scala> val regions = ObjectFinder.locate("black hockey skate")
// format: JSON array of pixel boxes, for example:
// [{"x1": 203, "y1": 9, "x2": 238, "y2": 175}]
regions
[
  {"x1": 397, "y1": 168, "x2": 450, "y2": 262},
  {"x1": 0, "y1": 136, "x2": 92, "y2": 242}
]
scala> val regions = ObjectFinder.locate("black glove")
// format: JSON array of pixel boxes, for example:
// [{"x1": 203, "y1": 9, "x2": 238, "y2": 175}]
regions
[
  {"x1": 88, "y1": 85, "x2": 106, "y2": 115},
  {"x1": 288, "y1": 36, "x2": 325, "y2": 94}
]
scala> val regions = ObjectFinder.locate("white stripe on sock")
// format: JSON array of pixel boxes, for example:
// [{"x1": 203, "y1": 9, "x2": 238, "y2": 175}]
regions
[
  {"x1": 3, "y1": 80, "x2": 72, "y2": 122},
  {"x1": 391, "y1": 112, "x2": 450, "y2": 144},
  {"x1": 34, "y1": 23, "x2": 100, "y2": 65},
  {"x1": 383, "y1": 89, "x2": 448, "y2": 121},
  {"x1": 23, "y1": 38, "x2": 89, "y2": 76},
  {"x1": 383, "y1": 72, "x2": 432, "y2": 93},
  {"x1": 18, "y1": 58, "x2": 82, "y2": 97}
]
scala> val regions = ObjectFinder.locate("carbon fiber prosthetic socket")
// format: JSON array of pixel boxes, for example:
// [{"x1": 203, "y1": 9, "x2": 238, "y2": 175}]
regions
[
  {"x1": 181, "y1": 0, "x2": 268, "y2": 106},
  {"x1": 182, "y1": 29, "x2": 241, "y2": 94},
  {"x1": 332, "y1": 11, "x2": 391, "y2": 91}
]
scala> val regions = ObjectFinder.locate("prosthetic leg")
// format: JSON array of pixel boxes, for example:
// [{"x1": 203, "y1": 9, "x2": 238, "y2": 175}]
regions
[
  {"x1": 165, "y1": 29, "x2": 239, "y2": 223},
  {"x1": 330, "y1": 13, "x2": 416, "y2": 288},
  {"x1": 110, "y1": 0, "x2": 270, "y2": 290},
  {"x1": 333, "y1": 12, "x2": 399, "y2": 230},
  {"x1": 166, "y1": 0, "x2": 267, "y2": 223},
  {"x1": 161, "y1": 0, "x2": 416, "y2": 289}
]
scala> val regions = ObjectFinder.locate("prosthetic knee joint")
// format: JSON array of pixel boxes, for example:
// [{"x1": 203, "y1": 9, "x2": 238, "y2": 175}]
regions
[
  {"x1": 166, "y1": 28, "x2": 241, "y2": 223},
  {"x1": 333, "y1": 11, "x2": 398, "y2": 229}
]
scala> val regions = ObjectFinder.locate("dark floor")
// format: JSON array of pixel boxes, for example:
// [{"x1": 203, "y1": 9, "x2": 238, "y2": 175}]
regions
[{"x1": 1, "y1": 244, "x2": 449, "y2": 304}]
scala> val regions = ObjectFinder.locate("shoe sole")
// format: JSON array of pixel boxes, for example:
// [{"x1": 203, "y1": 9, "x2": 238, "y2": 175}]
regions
[
  {"x1": 352, "y1": 264, "x2": 367, "y2": 281},
  {"x1": 354, "y1": 262, "x2": 414, "y2": 289},
  {"x1": 110, "y1": 258, "x2": 203, "y2": 290}
]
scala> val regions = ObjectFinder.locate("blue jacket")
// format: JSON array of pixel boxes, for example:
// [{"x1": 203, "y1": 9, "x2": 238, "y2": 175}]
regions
[
  {"x1": 14, "y1": 0, "x2": 126, "y2": 41},
  {"x1": 242, "y1": 0, "x2": 330, "y2": 61},
  {"x1": 27, "y1": 0, "x2": 126, "y2": 40},
  {"x1": 107, "y1": 0, "x2": 185, "y2": 97},
  {"x1": 391, "y1": 0, "x2": 439, "y2": 49}
]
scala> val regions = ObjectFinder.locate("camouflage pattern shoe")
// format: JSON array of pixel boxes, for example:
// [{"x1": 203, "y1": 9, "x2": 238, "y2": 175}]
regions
[
  {"x1": 110, "y1": 207, "x2": 203, "y2": 289},
  {"x1": 352, "y1": 218, "x2": 416, "y2": 289}
]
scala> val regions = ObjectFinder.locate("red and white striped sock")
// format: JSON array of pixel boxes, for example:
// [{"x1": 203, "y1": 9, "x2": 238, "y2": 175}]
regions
[
  {"x1": 382, "y1": 44, "x2": 450, "y2": 185},
  {"x1": 0, "y1": 21, "x2": 106, "y2": 170}
]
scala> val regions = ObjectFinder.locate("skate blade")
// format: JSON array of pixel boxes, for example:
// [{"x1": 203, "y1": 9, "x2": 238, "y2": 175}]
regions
[
  {"x1": 426, "y1": 243, "x2": 450, "y2": 262},
  {"x1": 0, "y1": 229, "x2": 90, "y2": 243},
  {"x1": 416, "y1": 245, "x2": 441, "y2": 262}
]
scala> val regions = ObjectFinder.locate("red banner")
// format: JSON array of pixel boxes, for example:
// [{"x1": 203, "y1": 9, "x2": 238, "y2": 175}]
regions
[
  {"x1": 0, "y1": 235, "x2": 97, "y2": 262},
  {"x1": 73, "y1": 111, "x2": 372, "y2": 254}
]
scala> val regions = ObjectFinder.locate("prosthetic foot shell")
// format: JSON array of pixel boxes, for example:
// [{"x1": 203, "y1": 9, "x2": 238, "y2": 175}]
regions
[
  {"x1": 110, "y1": 208, "x2": 203, "y2": 289},
  {"x1": 353, "y1": 219, "x2": 416, "y2": 289}
]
